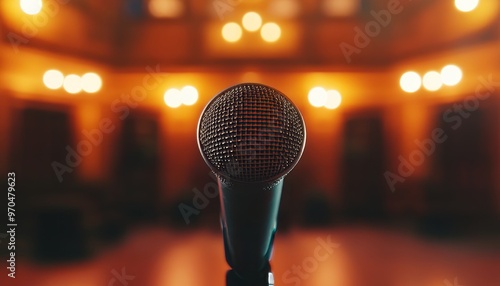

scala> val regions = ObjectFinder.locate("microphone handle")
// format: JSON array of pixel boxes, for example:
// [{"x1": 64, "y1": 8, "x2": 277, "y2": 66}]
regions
[{"x1": 218, "y1": 178, "x2": 284, "y2": 277}]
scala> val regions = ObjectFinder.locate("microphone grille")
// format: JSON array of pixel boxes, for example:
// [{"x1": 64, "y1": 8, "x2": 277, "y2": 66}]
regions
[{"x1": 198, "y1": 83, "x2": 306, "y2": 183}]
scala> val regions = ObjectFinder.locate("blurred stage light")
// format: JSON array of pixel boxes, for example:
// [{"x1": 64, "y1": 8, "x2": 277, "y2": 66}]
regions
[
  {"x1": 20, "y1": 0, "x2": 42, "y2": 15},
  {"x1": 400, "y1": 71, "x2": 421, "y2": 93},
  {"x1": 422, "y1": 71, "x2": 443, "y2": 91},
  {"x1": 455, "y1": 0, "x2": 479, "y2": 12},
  {"x1": 323, "y1": 0, "x2": 360, "y2": 17},
  {"x1": 325, "y1": 90, "x2": 342, "y2": 109},
  {"x1": 63, "y1": 74, "x2": 83, "y2": 94},
  {"x1": 81, "y1": 72, "x2": 102, "y2": 93},
  {"x1": 222, "y1": 22, "x2": 243, "y2": 42},
  {"x1": 181, "y1": 85, "x2": 198, "y2": 106},
  {"x1": 242, "y1": 12, "x2": 262, "y2": 32},
  {"x1": 43, "y1": 69, "x2": 64, "y2": 90},
  {"x1": 148, "y1": 0, "x2": 184, "y2": 18},
  {"x1": 260, "y1": 22, "x2": 281, "y2": 42},
  {"x1": 164, "y1": 88, "x2": 183, "y2": 108},
  {"x1": 308, "y1": 87, "x2": 327, "y2": 107},
  {"x1": 441, "y1": 64, "x2": 462, "y2": 86}
]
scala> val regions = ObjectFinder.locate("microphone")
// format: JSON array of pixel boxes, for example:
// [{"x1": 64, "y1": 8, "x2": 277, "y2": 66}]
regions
[{"x1": 197, "y1": 83, "x2": 306, "y2": 278}]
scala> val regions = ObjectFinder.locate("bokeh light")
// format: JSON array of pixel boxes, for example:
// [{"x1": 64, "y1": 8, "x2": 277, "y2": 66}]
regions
[
  {"x1": 20, "y1": 0, "x2": 42, "y2": 15},
  {"x1": 43, "y1": 69, "x2": 64, "y2": 90},
  {"x1": 422, "y1": 71, "x2": 443, "y2": 91},
  {"x1": 325, "y1": 90, "x2": 342, "y2": 109},
  {"x1": 308, "y1": 87, "x2": 327, "y2": 107},
  {"x1": 81, "y1": 72, "x2": 102, "y2": 93},
  {"x1": 242, "y1": 12, "x2": 262, "y2": 32},
  {"x1": 222, "y1": 22, "x2": 243, "y2": 43},
  {"x1": 441, "y1": 64, "x2": 462, "y2": 86},
  {"x1": 164, "y1": 88, "x2": 183, "y2": 108},
  {"x1": 455, "y1": 0, "x2": 479, "y2": 12},
  {"x1": 181, "y1": 85, "x2": 198, "y2": 106},
  {"x1": 260, "y1": 22, "x2": 281, "y2": 42},
  {"x1": 323, "y1": 0, "x2": 360, "y2": 17},
  {"x1": 400, "y1": 71, "x2": 422, "y2": 93},
  {"x1": 63, "y1": 74, "x2": 83, "y2": 94},
  {"x1": 148, "y1": 0, "x2": 184, "y2": 18}
]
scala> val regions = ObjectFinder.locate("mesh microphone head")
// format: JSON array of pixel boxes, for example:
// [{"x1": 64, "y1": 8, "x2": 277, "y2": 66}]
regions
[{"x1": 197, "y1": 83, "x2": 306, "y2": 184}]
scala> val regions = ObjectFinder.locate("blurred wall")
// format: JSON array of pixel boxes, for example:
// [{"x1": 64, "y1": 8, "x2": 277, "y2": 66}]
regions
[{"x1": 1, "y1": 40, "x2": 500, "y2": 218}]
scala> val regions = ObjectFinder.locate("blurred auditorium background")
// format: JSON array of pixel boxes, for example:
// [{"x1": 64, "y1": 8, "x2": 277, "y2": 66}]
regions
[{"x1": 1, "y1": 0, "x2": 500, "y2": 285}]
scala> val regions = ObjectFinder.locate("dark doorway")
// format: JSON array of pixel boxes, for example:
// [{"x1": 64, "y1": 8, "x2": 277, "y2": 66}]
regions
[
  {"x1": 114, "y1": 111, "x2": 161, "y2": 224},
  {"x1": 9, "y1": 105, "x2": 89, "y2": 261},
  {"x1": 423, "y1": 100, "x2": 498, "y2": 235},
  {"x1": 341, "y1": 111, "x2": 387, "y2": 219},
  {"x1": 10, "y1": 106, "x2": 74, "y2": 189}
]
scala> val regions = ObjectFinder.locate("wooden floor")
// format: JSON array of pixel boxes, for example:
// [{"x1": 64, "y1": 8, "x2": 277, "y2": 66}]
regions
[{"x1": 6, "y1": 226, "x2": 500, "y2": 286}]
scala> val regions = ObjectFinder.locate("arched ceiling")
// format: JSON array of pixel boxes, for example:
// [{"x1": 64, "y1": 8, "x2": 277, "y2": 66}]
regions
[{"x1": 1, "y1": 0, "x2": 499, "y2": 69}]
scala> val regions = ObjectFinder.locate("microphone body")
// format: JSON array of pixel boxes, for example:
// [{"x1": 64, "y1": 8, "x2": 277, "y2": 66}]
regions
[
  {"x1": 219, "y1": 179, "x2": 283, "y2": 275},
  {"x1": 197, "y1": 83, "x2": 306, "y2": 278}
]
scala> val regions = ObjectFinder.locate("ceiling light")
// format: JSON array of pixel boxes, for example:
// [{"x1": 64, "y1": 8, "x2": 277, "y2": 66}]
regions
[
  {"x1": 63, "y1": 74, "x2": 83, "y2": 94},
  {"x1": 422, "y1": 71, "x2": 443, "y2": 91},
  {"x1": 242, "y1": 12, "x2": 262, "y2": 32},
  {"x1": 308, "y1": 87, "x2": 327, "y2": 107},
  {"x1": 20, "y1": 0, "x2": 42, "y2": 15},
  {"x1": 260, "y1": 22, "x2": 281, "y2": 43},
  {"x1": 148, "y1": 0, "x2": 184, "y2": 18},
  {"x1": 222, "y1": 22, "x2": 243, "y2": 43},
  {"x1": 181, "y1": 85, "x2": 198, "y2": 106},
  {"x1": 441, "y1": 65, "x2": 462, "y2": 86},
  {"x1": 455, "y1": 0, "x2": 479, "y2": 12},
  {"x1": 43, "y1": 69, "x2": 64, "y2": 90},
  {"x1": 325, "y1": 90, "x2": 342, "y2": 109},
  {"x1": 323, "y1": 0, "x2": 360, "y2": 17},
  {"x1": 164, "y1": 88, "x2": 183, "y2": 108},
  {"x1": 400, "y1": 71, "x2": 421, "y2": 93},
  {"x1": 81, "y1": 72, "x2": 102, "y2": 93}
]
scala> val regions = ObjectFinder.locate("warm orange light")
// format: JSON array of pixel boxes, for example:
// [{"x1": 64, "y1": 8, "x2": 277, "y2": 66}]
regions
[
  {"x1": 325, "y1": 90, "x2": 342, "y2": 109},
  {"x1": 63, "y1": 74, "x2": 82, "y2": 94},
  {"x1": 308, "y1": 87, "x2": 327, "y2": 107},
  {"x1": 455, "y1": 0, "x2": 479, "y2": 12},
  {"x1": 242, "y1": 12, "x2": 262, "y2": 32},
  {"x1": 148, "y1": 0, "x2": 184, "y2": 18},
  {"x1": 260, "y1": 22, "x2": 281, "y2": 42},
  {"x1": 81, "y1": 72, "x2": 102, "y2": 93},
  {"x1": 181, "y1": 85, "x2": 198, "y2": 106},
  {"x1": 441, "y1": 65, "x2": 462, "y2": 86},
  {"x1": 43, "y1": 69, "x2": 64, "y2": 90},
  {"x1": 222, "y1": 22, "x2": 243, "y2": 43},
  {"x1": 164, "y1": 88, "x2": 183, "y2": 108},
  {"x1": 422, "y1": 71, "x2": 442, "y2": 91},
  {"x1": 20, "y1": 0, "x2": 42, "y2": 15},
  {"x1": 400, "y1": 71, "x2": 421, "y2": 93},
  {"x1": 323, "y1": 0, "x2": 360, "y2": 17}
]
